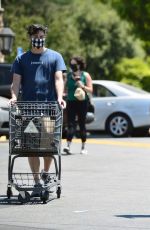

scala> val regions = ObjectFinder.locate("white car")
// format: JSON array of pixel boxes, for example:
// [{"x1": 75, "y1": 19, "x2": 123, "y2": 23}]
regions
[
  {"x1": 86, "y1": 80, "x2": 150, "y2": 137},
  {"x1": 0, "y1": 96, "x2": 9, "y2": 137}
]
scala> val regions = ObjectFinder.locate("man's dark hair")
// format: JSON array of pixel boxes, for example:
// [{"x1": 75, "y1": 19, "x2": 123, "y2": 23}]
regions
[
  {"x1": 27, "y1": 24, "x2": 48, "y2": 36},
  {"x1": 70, "y1": 56, "x2": 86, "y2": 70}
]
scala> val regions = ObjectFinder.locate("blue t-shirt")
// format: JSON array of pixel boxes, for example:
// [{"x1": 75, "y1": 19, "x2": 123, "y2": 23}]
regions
[{"x1": 12, "y1": 49, "x2": 67, "y2": 101}]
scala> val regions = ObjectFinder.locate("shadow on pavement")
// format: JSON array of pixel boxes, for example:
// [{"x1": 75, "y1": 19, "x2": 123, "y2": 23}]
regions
[
  {"x1": 116, "y1": 214, "x2": 150, "y2": 219},
  {"x1": 0, "y1": 195, "x2": 55, "y2": 205}
]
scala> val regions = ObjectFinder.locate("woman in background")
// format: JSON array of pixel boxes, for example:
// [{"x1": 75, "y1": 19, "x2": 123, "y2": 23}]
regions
[{"x1": 63, "y1": 56, "x2": 93, "y2": 155}]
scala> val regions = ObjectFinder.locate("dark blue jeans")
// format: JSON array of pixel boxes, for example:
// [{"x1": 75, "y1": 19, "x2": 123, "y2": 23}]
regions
[{"x1": 66, "y1": 100, "x2": 88, "y2": 142}]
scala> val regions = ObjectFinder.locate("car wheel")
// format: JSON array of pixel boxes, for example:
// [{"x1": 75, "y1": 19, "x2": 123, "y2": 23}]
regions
[{"x1": 106, "y1": 113, "x2": 133, "y2": 137}]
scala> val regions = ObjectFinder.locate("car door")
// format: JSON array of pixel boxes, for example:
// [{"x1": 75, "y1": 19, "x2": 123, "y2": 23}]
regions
[{"x1": 86, "y1": 83, "x2": 117, "y2": 131}]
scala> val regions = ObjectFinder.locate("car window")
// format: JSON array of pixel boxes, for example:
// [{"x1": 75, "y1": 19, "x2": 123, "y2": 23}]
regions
[
  {"x1": 116, "y1": 82, "x2": 150, "y2": 95},
  {"x1": 93, "y1": 84, "x2": 115, "y2": 97}
]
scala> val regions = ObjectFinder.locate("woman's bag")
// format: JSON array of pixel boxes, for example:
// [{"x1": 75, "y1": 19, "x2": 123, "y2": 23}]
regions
[
  {"x1": 87, "y1": 93, "x2": 95, "y2": 113},
  {"x1": 74, "y1": 87, "x2": 86, "y2": 101},
  {"x1": 86, "y1": 93, "x2": 95, "y2": 124}
]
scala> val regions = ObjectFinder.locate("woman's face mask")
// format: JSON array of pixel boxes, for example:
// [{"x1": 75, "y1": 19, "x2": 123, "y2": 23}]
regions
[
  {"x1": 31, "y1": 38, "x2": 45, "y2": 49},
  {"x1": 70, "y1": 63, "x2": 79, "y2": 72}
]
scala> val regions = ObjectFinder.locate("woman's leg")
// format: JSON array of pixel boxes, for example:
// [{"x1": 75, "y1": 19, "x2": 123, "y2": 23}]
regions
[
  {"x1": 77, "y1": 101, "x2": 88, "y2": 153},
  {"x1": 64, "y1": 101, "x2": 77, "y2": 154},
  {"x1": 66, "y1": 101, "x2": 77, "y2": 142}
]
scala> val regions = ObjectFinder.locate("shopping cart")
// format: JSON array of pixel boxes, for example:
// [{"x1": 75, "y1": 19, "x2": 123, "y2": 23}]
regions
[{"x1": 7, "y1": 101, "x2": 63, "y2": 204}]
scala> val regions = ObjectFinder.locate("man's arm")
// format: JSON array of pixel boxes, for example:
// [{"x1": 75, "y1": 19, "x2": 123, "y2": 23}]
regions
[
  {"x1": 10, "y1": 73, "x2": 21, "y2": 102},
  {"x1": 55, "y1": 70, "x2": 66, "y2": 108}
]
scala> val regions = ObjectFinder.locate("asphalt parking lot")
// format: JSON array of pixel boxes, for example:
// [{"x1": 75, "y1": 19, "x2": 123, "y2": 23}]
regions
[{"x1": 0, "y1": 136, "x2": 150, "y2": 229}]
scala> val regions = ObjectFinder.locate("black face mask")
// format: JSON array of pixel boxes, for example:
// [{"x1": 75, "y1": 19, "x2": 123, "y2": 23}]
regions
[
  {"x1": 70, "y1": 64, "x2": 78, "y2": 72},
  {"x1": 31, "y1": 38, "x2": 45, "y2": 49}
]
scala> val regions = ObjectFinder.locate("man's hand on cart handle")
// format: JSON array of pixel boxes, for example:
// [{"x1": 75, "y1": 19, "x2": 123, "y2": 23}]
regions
[
  {"x1": 58, "y1": 98, "x2": 66, "y2": 109},
  {"x1": 9, "y1": 97, "x2": 17, "y2": 105}
]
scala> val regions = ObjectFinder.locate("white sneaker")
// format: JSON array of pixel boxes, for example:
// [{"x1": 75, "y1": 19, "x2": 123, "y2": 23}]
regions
[
  {"x1": 41, "y1": 170, "x2": 51, "y2": 185},
  {"x1": 63, "y1": 146, "x2": 71, "y2": 155},
  {"x1": 80, "y1": 148, "x2": 88, "y2": 155}
]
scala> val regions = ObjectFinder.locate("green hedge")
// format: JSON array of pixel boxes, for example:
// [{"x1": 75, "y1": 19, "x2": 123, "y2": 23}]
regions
[{"x1": 113, "y1": 57, "x2": 150, "y2": 91}]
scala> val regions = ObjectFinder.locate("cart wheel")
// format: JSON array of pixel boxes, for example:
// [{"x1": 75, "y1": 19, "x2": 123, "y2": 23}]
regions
[
  {"x1": 7, "y1": 187, "x2": 13, "y2": 199},
  {"x1": 56, "y1": 186, "x2": 61, "y2": 199},
  {"x1": 18, "y1": 191, "x2": 30, "y2": 204},
  {"x1": 40, "y1": 190, "x2": 49, "y2": 204}
]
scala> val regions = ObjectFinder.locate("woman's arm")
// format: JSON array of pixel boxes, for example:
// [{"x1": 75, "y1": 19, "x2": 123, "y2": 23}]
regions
[
  {"x1": 76, "y1": 72, "x2": 93, "y2": 94},
  {"x1": 84, "y1": 72, "x2": 93, "y2": 94}
]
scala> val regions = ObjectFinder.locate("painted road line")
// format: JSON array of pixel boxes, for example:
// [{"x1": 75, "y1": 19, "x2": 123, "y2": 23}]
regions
[
  {"x1": 1, "y1": 137, "x2": 150, "y2": 148},
  {"x1": 62, "y1": 139, "x2": 150, "y2": 148}
]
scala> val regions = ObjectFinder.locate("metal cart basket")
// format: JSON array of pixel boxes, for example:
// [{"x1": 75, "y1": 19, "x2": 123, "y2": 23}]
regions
[{"x1": 7, "y1": 101, "x2": 63, "y2": 203}]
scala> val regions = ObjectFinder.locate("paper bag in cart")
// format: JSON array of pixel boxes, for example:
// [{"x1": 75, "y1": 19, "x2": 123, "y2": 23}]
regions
[{"x1": 40, "y1": 117, "x2": 55, "y2": 149}]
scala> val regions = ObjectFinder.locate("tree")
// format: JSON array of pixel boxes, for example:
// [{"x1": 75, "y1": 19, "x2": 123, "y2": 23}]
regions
[
  {"x1": 114, "y1": 57, "x2": 150, "y2": 90},
  {"x1": 45, "y1": 0, "x2": 145, "y2": 78},
  {"x1": 72, "y1": 0, "x2": 145, "y2": 78},
  {"x1": 2, "y1": 0, "x2": 145, "y2": 80},
  {"x1": 107, "y1": 0, "x2": 150, "y2": 53}
]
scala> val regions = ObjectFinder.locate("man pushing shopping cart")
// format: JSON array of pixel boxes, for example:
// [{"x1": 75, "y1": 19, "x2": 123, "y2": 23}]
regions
[{"x1": 7, "y1": 24, "x2": 66, "y2": 203}]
